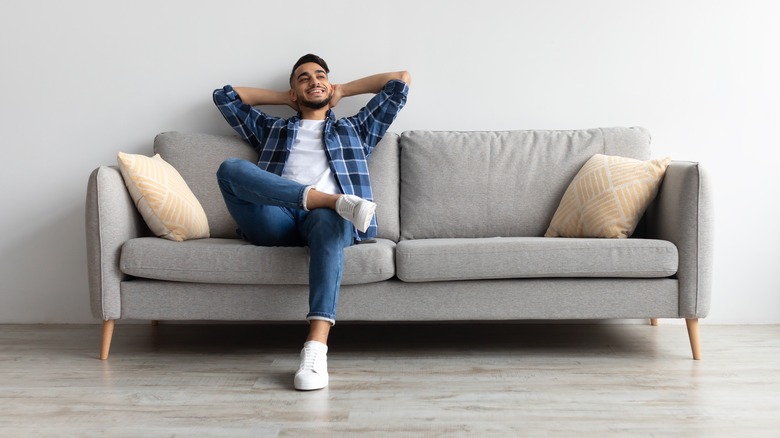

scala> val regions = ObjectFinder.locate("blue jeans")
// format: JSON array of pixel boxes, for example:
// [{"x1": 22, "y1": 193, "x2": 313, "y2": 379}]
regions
[{"x1": 216, "y1": 158, "x2": 354, "y2": 324}]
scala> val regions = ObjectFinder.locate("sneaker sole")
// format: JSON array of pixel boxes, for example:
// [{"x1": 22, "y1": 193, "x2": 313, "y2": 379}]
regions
[
  {"x1": 294, "y1": 379, "x2": 329, "y2": 391},
  {"x1": 357, "y1": 203, "x2": 376, "y2": 233}
]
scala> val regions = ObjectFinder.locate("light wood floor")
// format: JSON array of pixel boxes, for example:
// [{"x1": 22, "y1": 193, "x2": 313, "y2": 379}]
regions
[{"x1": 1, "y1": 322, "x2": 779, "y2": 437}]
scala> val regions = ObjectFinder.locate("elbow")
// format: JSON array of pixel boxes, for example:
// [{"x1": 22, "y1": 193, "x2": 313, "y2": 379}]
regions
[
  {"x1": 399, "y1": 70, "x2": 411, "y2": 86},
  {"x1": 213, "y1": 86, "x2": 231, "y2": 105}
]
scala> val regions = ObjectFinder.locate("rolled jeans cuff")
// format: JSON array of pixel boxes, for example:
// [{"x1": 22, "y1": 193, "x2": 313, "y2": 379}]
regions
[
  {"x1": 307, "y1": 315, "x2": 336, "y2": 326},
  {"x1": 301, "y1": 185, "x2": 314, "y2": 211}
]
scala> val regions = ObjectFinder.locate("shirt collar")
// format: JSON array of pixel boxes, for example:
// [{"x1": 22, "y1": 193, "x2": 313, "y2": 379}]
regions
[{"x1": 293, "y1": 109, "x2": 336, "y2": 122}]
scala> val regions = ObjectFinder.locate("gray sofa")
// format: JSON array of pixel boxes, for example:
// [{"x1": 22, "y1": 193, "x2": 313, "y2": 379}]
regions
[{"x1": 86, "y1": 127, "x2": 712, "y2": 360}]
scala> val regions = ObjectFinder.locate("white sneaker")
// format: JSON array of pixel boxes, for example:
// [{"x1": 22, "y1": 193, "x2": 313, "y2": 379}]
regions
[
  {"x1": 294, "y1": 341, "x2": 329, "y2": 391},
  {"x1": 336, "y1": 195, "x2": 376, "y2": 233}
]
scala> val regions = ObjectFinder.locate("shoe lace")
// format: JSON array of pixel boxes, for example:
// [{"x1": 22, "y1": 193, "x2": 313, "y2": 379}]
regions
[
  {"x1": 336, "y1": 196, "x2": 356, "y2": 216},
  {"x1": 300, "y1": 347, "x2": 322, "y2": 371}
]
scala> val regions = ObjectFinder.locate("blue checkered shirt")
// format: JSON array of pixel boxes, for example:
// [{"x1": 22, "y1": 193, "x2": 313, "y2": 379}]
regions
[{"x1": 213, "y1": 79, "x2": 408, "y2": 240}]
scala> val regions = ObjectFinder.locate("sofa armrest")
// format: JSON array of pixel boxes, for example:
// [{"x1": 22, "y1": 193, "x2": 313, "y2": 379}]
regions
[
  {"x1": 85, "y1": 166, "x2": 148, "y2": 320},
  {"x1": 647, "y1": 161, "x2": 714, "y2": 318}
]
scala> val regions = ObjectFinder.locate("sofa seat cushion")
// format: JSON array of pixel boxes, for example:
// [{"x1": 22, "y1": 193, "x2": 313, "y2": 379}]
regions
[
  {"x1": 120, "y1": 237, "x2": 396, "y2": 285},
  {"x1": 396, "y1": 237, "x2": 677, "y2": 282}
]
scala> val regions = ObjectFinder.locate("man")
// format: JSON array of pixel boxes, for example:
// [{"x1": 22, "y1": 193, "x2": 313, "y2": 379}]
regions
[{"x1": 213, "y1": 54, "x2": 410, "y2": 390}]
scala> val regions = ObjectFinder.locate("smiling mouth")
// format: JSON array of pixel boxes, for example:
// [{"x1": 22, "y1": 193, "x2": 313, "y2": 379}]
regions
[{"x1": 307, "y1": 87, "x2": 326, "y2": 97}]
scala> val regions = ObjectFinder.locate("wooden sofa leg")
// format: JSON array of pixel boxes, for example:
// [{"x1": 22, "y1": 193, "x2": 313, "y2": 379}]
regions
[
  {"x1": 100, "y1": 320, "x2": 115, "y2": 360},
  {"x1": 151, "y1": 320, "x2": 158, "y2": 326},
  {"x1": 650, "y1": 318, "x2": 658, "y2": 326},
  {"x1": 686, "y1": 318, "x2": 701, "y2": 360}
]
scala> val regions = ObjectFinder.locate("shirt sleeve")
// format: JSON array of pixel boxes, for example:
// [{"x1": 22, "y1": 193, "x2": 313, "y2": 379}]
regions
[
  {"x1": 212, "y1": 85, "x2": 280, "y2": 149},
  {"x1": 345, "y1": 79, "x2": 409, "y2": 156}
]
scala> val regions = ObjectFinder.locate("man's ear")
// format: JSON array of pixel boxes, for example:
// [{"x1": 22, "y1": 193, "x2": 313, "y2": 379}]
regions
[{"x1": 288, "y1": 89, "x2": 298, "y2": 103}]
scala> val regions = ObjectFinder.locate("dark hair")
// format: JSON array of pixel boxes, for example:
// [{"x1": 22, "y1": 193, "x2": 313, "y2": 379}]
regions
[{"x1": 289, "y1": 54, "x2": 330, "y2": 84}]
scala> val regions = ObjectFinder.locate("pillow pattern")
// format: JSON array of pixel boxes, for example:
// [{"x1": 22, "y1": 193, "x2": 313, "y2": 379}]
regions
[
  {"x1": 544, "y1": 154, "x2": 671, "y2": 238},
  {"x1": 117, "y1": 152, "x2": 210, "y2": 242}
]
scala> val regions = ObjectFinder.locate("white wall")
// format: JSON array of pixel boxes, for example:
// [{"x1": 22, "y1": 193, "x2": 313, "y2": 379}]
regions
[{"x1": 1, "y1": 0, "x2": 778, "y2": 324}]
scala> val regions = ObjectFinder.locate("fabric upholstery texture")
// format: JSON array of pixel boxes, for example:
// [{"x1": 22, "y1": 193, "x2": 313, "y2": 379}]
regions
[
  {"x1": 120, "y1": 238, "x2": 396, "y2": 285},
  {"x1": 85, "y1": 127, "x2": 712, "y2": 329},
  {"x1": 86, "y1": 166, "x2": 149, "y2": 320},
  {"x1": 120, "y1": 278, "x2": 680, "y2": 321},
  {"x1": 396, "y1": 237, "x2": 677, "y2": 282},
  {"x1": 154, "y1": 132, "x2": 257, "y2": 239},
  {"x1": 648, "y1": 161, "x2": 713, "y2": 318},
  {"x1": 399, "y1": 127, "x2": 651, "y2": 240},
  {"x1": 545, "y1": 154, "x2": 671, "y2": 238},
  {"x1": 117, "y1": 152, "x2": 209, "y2": 241},
  {"x1": 366, "y1": 134, "x2": 401, "y2": 242}
]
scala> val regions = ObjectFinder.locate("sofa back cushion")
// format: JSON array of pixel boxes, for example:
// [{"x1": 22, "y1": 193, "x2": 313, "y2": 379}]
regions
[
  {"x1": 366, "y1": 133, "x2": 401, "y2": 242},
  {"x1": 154, "y1": 132, "x2": 254, "y2": 239},
  {"x1": 154, "y1": 131, "x2": 401, "y2": 241},
  {"x1": 399, "y1": 127, "x2": 651, "y2": 240}
]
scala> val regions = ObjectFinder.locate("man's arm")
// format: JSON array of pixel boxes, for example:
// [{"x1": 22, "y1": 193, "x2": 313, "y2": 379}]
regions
[
  {"x1": 233, "y1": 87, "x2": 298, "y2": 110},
  {"x1": 331, "y1": 71, "x2": 411, "y2": 108},
  {"x1": 213, "y1": 85, "x2": 288, "y2": 148}
]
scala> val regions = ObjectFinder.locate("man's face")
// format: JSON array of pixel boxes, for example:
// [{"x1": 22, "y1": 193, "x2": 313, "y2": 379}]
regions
[{"x1": 290, "y1": 62, "x2": 332, "y2": 110}]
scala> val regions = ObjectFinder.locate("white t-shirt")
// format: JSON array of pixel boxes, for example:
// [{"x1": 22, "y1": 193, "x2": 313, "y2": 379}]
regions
[{"x1": 281, "y1": 119, "x2": 342, "y2": 195}]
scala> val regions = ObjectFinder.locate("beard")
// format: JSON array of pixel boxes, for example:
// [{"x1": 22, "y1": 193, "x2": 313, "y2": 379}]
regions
[
  {"x1": 300, "y1": 91, "x2": 332, "y2": 110},
  {"x1": 300, "y1": 96, "x2": 331, "y2": 110}
]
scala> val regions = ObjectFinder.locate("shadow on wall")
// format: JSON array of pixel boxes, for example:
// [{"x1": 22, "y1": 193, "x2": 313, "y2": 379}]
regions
[{"x1": 0, "y1": 201, "x2": 94, "y2": 323}]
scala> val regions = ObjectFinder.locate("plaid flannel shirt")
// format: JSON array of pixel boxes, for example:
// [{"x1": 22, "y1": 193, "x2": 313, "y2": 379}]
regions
[{"x1": 213, "y1": 79, "x2": 409, "y2": 240}]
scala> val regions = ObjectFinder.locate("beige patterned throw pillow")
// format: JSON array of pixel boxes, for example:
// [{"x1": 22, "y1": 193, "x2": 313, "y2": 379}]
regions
[
  {"x1": 117, "y1": 152, "x2": 210, "y2": 241},
  {"x1": 545, "y1": 154, "x2": 671, "y2": 238}
]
